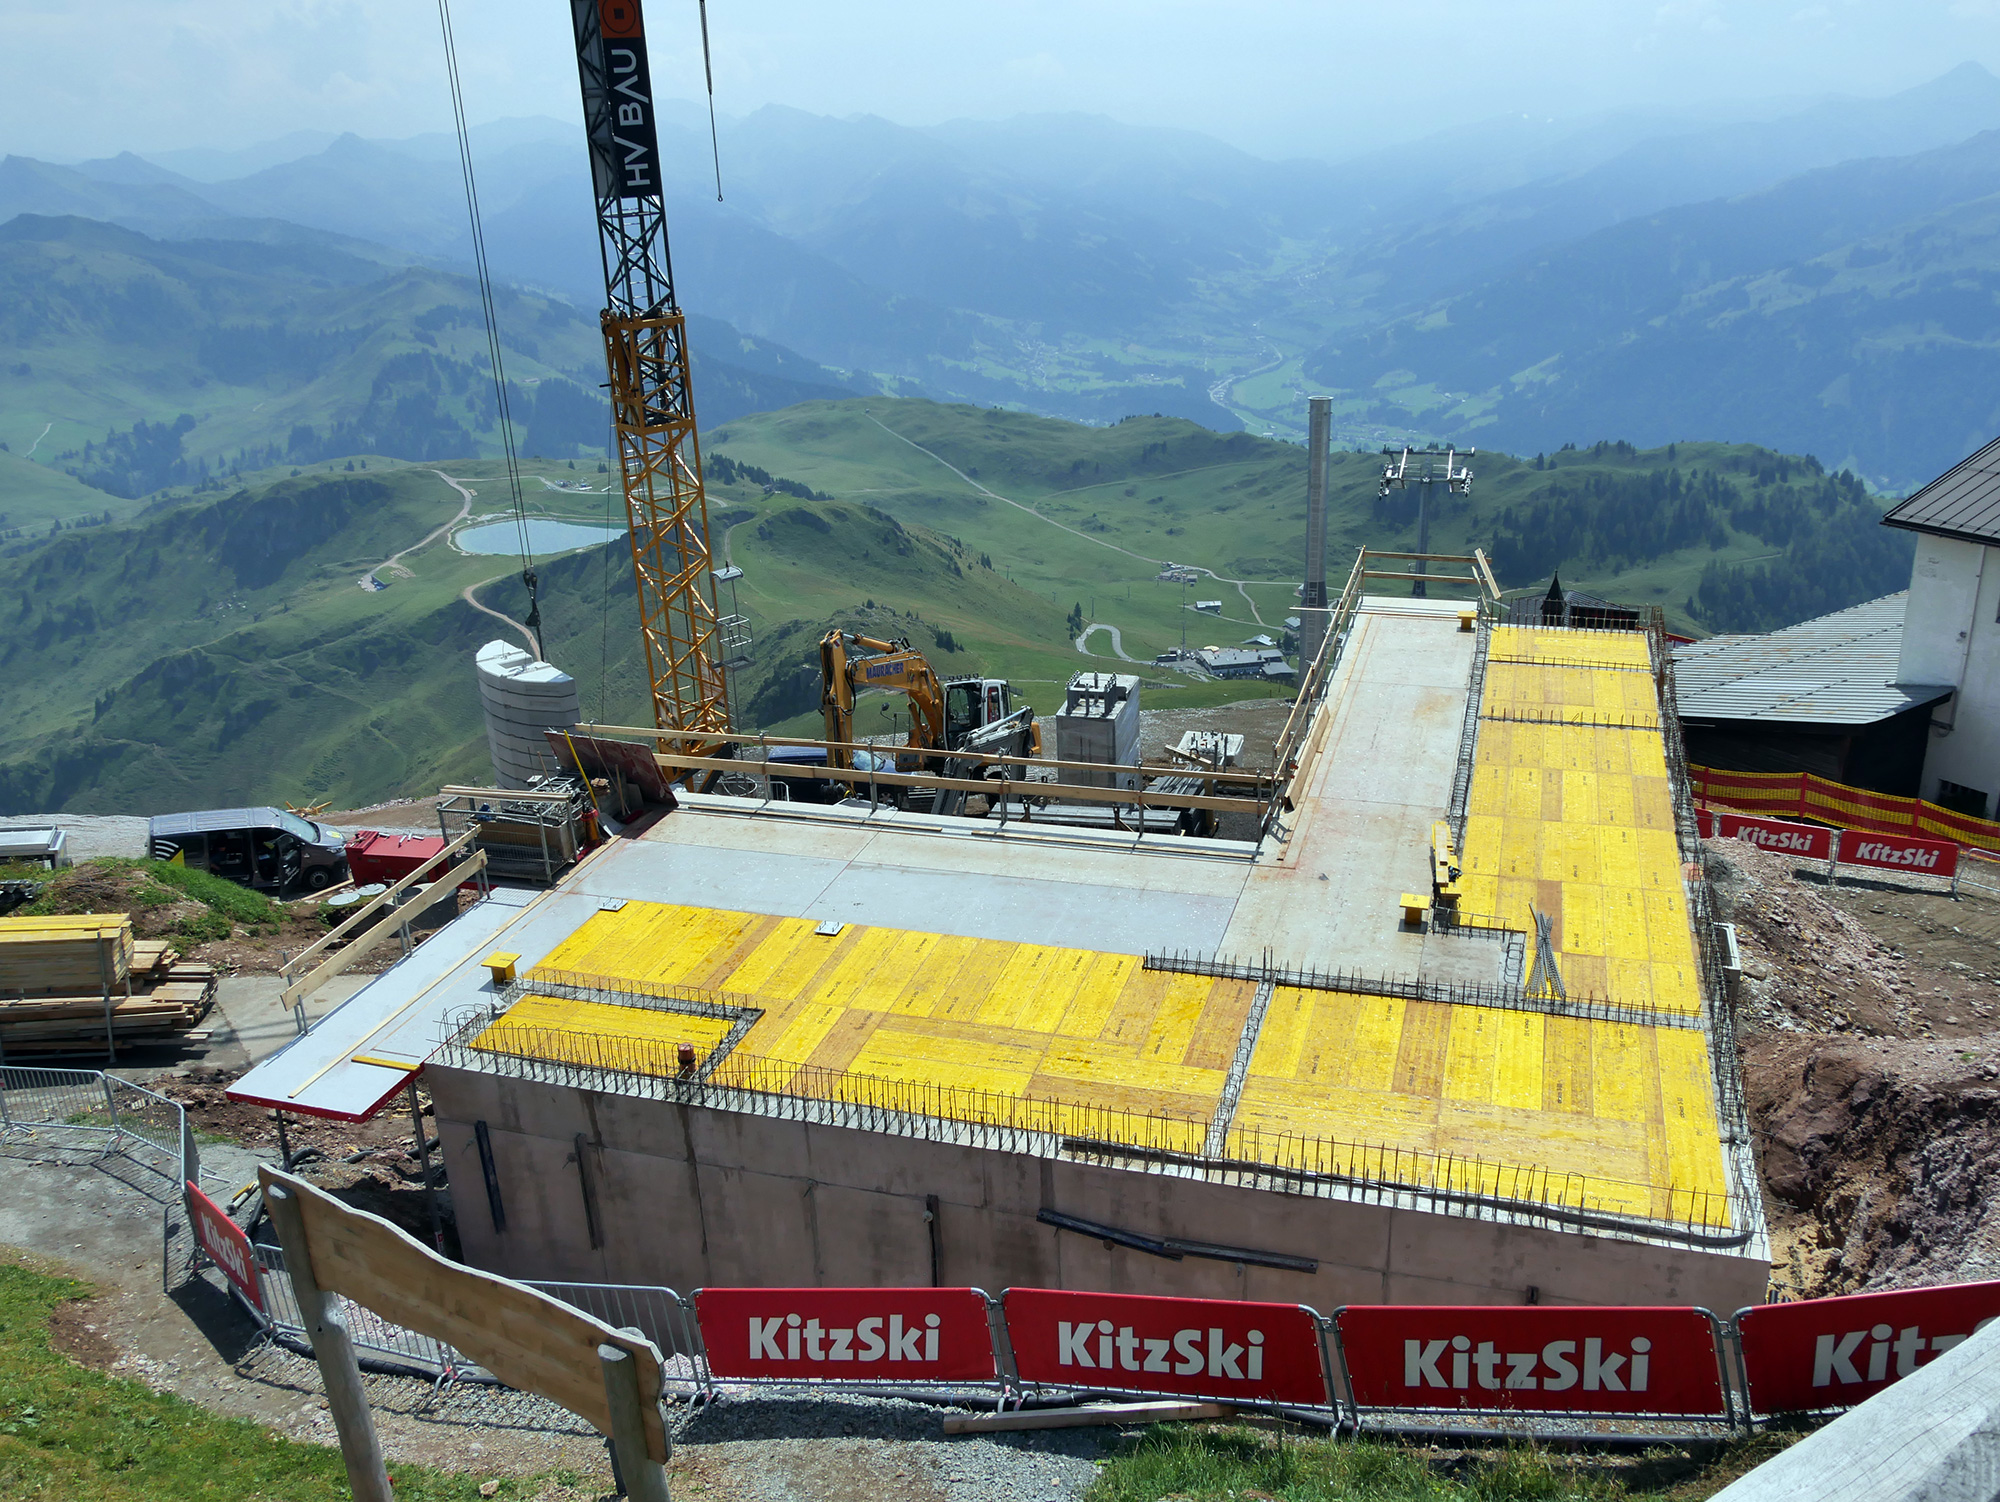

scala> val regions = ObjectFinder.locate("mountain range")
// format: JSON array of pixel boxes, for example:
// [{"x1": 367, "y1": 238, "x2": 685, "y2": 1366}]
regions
[{"x1": 11, "y1": 64, "x2": 2000, "y2": 505}]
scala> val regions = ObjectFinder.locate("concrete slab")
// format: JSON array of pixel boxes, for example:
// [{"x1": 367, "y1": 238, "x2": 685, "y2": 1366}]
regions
[
  {"x1": 1220, "y1": 603, "x2": 1476, "y2": 973},
  {"x1": 227, "y1": 886, "x2": 569, "y2": 1120}
]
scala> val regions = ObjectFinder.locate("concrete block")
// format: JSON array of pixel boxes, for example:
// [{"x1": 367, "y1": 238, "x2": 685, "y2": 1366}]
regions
[
  {"x1": 593, "y1": 1145, "x2": 707, "y2": 1288},
  {"x1": 808, "y1": 1183, "x2": 934, "y2": 1287},
  {"x1": 588, "y1": 1090, "x2": 691, "y2": 1164},
  {"x1": 693, "y1": 1163, "x2": 819, "y2": 1287},
  {"x1": 492, "y1": 1076, "x2": 595, "y2": 1144}
]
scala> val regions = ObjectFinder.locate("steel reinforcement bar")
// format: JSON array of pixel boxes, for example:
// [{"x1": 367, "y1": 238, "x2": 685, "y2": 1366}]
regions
[
  {"x1": 434, "y1": 1013, "x2": 1750, "y2": 1246},
  {"x1": 1140, "y1": 949, "x2": 1702, "y2": 1031}
]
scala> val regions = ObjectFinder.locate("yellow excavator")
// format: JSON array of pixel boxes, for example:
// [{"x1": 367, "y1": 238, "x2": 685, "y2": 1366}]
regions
[{"x1": 818, "y1": 629, "x2": 1041, "y2": 777}]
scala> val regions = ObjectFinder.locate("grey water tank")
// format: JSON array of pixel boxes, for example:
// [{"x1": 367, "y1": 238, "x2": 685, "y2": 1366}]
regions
[{"x1": 475, "y1": 639, "x2": 581, "y2": 790}]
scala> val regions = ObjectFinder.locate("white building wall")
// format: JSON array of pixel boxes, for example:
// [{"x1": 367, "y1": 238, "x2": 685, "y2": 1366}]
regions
[{"x1": 1898, "y1": 536, "x2": 2000, "y2": 815}]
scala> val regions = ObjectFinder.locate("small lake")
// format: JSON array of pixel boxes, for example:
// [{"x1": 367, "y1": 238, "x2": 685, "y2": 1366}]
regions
[{"x1": 457, "y1": 520, "x2": 625, "y2": 555}]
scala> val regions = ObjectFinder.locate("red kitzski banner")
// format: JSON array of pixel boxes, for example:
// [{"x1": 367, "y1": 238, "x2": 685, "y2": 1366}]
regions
[
  {"x1": 1002, "y1": 1288, "x2": 1328, "y2": 1405},
  {"x1": 185, "y1": 1180, "x2": 263, "y2": 1313},
  {"x1": 693, "y1": 1287, "x2": 996, "y2": 1382},
  {"x1": 1335, "y1": 1305, "x2": 1726, "y2": 1417},
  {"x1": 1715, "y1": 812, "x2": 1834, "y2": 860},
  {"x1": 1835, "y1": 829, "x2": 1958, "y2": 880},
  {"x1": 1737, "y1": 1281, "x2": 2000, "y2": 1414}
]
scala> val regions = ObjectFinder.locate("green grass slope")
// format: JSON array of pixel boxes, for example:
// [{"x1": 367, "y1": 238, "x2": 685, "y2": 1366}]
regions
[
  {"x1": 0, "y1": 398, "x2": 1913, "y2": 814},
  {"x1": 0, "y1": 215, "x2": 857, "y2": 518},
  {"x1": 707, "y1": 400, "x2": 1912, "y2": 643}
]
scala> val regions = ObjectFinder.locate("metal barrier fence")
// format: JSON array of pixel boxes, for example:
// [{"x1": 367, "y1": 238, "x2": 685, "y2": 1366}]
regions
[
  {"x1": 1, "y1": 1065, "x2": 199, "y2": 1296},
  {"x1": 527, "y1": 1280, "x2": 710, "y2": 1398}
]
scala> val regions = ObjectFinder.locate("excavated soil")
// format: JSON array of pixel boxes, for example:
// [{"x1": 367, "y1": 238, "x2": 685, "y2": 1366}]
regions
[
  {"x1": 1713, "y1": 839, "x2": 2000, "y2": 1299},
  {"x1": 148, "y1": 1066, "x2": 453, "y2": 1249}
]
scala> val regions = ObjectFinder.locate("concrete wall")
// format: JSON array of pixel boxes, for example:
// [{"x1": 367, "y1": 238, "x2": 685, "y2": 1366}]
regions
[
  {"x1": 1897, "y1": 536, "x2": 2000, "y2": 817},
  {"x1": 428, "y1": 1066, "x2": 1768, "y2": 1312}
]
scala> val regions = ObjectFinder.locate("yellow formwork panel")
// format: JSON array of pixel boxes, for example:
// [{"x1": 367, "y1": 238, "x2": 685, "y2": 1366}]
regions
[
  {"x1": 475, "y1": 994, "x2": 737, "y2": 1068},
  {"x1": 812, "y1": 927, "x2": 905, "y2": 1012},
  {"x1": 1441, "y1": 1006, "x2": 1501, "y2": 1103},
  {"x1": 1348, "y1": 996, "x2": 1407, "y2": 1093},
  {"x1": 1491, "y1": 1011, "x2": 1545, "y2": 1110},
  {"x1": 975, "y1": 944, "x2": 1062, "y2": 1030},
  {"x1": 886, "y1": 934, "x2": 981, "y2": 1018},
  {"x1": 1247, "y1": 986, "x2": 1314, "y2": 1079},
  {"x1": 1018, "y1": 948, "x2": 1100, "y2": 1036},
  {"x1": 1055, "y1": 953, "x2": 1139, "y2": 1039},
  {"x1": 934, "y1": 939, "x2": 1019, "y2": 1023},
  {"x1": 841, "y1": 1026, "x2": 1042, "y2": 1097},
  {"x1": 1144, "y1": 974, "x2": 1216, "y2": 1064}
]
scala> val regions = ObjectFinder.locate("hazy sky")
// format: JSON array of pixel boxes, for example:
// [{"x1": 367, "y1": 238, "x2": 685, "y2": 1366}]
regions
[{"x1": 10, "y1": 0, "x2": 2000, "y2": 163}]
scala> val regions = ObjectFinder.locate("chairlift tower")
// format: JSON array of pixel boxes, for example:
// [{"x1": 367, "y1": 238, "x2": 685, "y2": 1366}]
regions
[
  {"x1": 1378, "y1": 444, "x2": 1474, "y2": 598},
  {"x1": 711, "y1": 564, "x2": 752, "y2": 729}
]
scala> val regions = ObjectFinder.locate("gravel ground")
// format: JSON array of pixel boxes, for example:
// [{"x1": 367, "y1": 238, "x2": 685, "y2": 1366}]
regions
[{"x1": 676, "y1": 1391, "x2": 1106, "y2": 1502}]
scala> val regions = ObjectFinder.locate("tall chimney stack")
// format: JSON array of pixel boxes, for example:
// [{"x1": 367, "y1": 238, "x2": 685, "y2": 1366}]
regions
[{"x1": 1297, "y1": 396, "x2": 1332, "y2": 669}]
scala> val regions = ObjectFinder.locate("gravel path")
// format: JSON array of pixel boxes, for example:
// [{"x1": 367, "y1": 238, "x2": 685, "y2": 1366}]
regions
[{"x1": 678, "y1": 1391, "x2": 1105, "y2": 1501}]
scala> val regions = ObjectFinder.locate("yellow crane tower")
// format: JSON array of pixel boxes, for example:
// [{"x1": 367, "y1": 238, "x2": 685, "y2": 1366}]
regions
[{"x1": 568, "y1": 0, "x2": 728, "y2": 745}]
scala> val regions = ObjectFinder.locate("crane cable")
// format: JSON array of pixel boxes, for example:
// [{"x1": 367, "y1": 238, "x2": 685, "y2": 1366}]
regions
[
  {"x1": 437, "y1": 0, "x2": 543, "y2": 657},
  {"x1": 699, "y1": 0, "x2": 724, "y2": 201}
]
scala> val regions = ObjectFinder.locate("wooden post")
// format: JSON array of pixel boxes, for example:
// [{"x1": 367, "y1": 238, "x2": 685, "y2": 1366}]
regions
[
  {"x1": 264, "y1": 1182, "x2": 393, "y2": 1502},
  {"x1": 598, "y1": 1335, "x2": 671, "y2": 1502}
]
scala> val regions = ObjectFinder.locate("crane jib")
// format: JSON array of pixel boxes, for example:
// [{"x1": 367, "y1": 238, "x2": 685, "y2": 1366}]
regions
[{"x1": 573, "y1": 0, "x2": 662, "y2": 202}]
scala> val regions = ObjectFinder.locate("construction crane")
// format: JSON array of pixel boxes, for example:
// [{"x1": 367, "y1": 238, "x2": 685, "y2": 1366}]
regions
[
  {"x1": 819, "y1": 629, "x2": 1041, "y2": 776},
  {"x1": 568, "y1": 0, "x2": 728, "y2": 745}
]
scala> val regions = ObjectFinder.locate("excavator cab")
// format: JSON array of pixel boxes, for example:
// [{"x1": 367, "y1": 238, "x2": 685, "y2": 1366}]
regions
[{"x1": 944, "y1": 679, "x2": 1011, "y2": 750}]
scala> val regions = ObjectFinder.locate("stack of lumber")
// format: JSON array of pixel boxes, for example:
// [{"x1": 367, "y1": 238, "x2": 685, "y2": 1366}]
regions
[
  {"x1": 0, "y1": 914, "x2": 134, "y2": 998},
  {"x1": 0, "y1": 917, "x2": 217, "y2": 1053},
  {"x1": 130, "y1": 939, "x2": 183, "y2": 983}
]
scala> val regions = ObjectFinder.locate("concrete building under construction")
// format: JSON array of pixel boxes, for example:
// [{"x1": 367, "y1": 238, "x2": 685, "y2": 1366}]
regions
[{"x1": 231, "y1": 555, "x2": 1766, "y2": 1313}]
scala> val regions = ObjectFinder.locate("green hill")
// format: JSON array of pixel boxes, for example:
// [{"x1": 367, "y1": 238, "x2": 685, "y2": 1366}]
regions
[
  {"x1": 0, "y1": 397, "x2": 1913, "y2": 814},
  {"x1": 705, "y1": 399, "x2": 1913, "y2": 644},
  {"x1": 0, "y1": 215, "x2": 858, "y2": 519}
]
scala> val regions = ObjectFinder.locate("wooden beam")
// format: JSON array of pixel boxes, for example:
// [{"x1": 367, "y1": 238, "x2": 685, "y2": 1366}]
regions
[
  {"x1": 260, "y1": 1167, "x2": 669, "y2": 1463},
  {"x1": 572, "y1": 724, "x2": 1276, "y2": 789},
  {"x1": 282, "y1": 828, "x2": 480, "y2": 982},
  {"x1": 1360, "y1": 551, "x2": 1483, "y2": 563},
  {"x1": 280, "y1": 850, "x2": 487, "y2": 1010},
  {"x1": 1359, "y1": 571, "x2": 1480, "y2": 585},
  {"x1": 648, "y1": 751, "x2": 1265, "y2": 816},
  {"x1": 1473, "y1": 548, "x2": 1503, "y2": 600}
]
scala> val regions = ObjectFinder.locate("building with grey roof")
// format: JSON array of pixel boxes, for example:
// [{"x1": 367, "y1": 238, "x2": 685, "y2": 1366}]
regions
[
  {"x1": 1673, "y1": 594, "x2": 1951, "y2": 793},
  {"x1": 1884, "y1": 437, "x2": 2000, "y2": 818}
]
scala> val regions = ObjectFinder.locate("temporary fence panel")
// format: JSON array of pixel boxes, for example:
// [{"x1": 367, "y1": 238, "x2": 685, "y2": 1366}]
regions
[
  {"x1": 1689, "y1": 764, "x2": 2000, "y2": 855},
  {"x1": 528, "y1": 1280, "x2": 709, "y2": 1397},
  {"x1": 1002, "y1": 1288, "x2": 1330, "y2": 1407},
  {"x1": 252, "y1": 1243, "x2": 480, "y2": 1381},
  {"x1": 1735, "y1": 1280, "x2": 2000, "y2": 1415},
  {"x1": 0, "y1": 1066, "x2": 115, "y2": 1138},
  {"x1": 1334, "y1": 1305, "x2": 1730, "y2": 1420},
  {"x1": 1833, "y1": 829, "x2": 1959, "y2": 881},
  {"x1": 185, "y1": 1180, "x2": 262, "y2": 1313},
  {"x1": 693, "y1": 1287, "x2": 999, "y2": 1385}
]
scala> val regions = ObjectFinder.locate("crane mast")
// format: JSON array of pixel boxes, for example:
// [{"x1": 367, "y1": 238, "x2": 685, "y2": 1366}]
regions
[{"x1": 569, "y1": 0, "x2": 728, "y2": 742}]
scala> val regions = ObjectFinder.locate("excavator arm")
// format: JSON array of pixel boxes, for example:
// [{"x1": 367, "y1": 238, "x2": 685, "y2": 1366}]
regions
[{"x1": 818, "y1": 629, "x2": 945, "y2": 769}]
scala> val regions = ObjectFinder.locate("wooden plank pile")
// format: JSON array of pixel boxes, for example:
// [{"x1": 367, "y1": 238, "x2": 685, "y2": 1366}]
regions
[
  {"x1": 0, "y1": 915, "x2": 217, "y2": 1052},
  {"x1": 1, "y1": 914, "x2": 134, "y2": 996}
]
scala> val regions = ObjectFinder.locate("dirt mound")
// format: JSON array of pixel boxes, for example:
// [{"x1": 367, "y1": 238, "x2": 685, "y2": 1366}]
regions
[{"x1": 1711, "y1": 836, "x2": 2000, "y2": 1298}]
